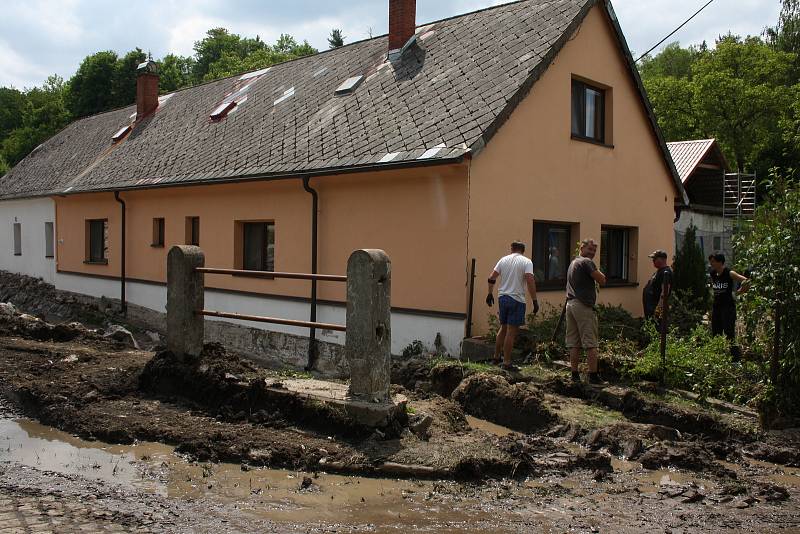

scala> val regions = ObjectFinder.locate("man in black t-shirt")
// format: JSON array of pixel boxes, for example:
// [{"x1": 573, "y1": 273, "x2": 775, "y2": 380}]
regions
[
  {"x1": 708, "y1": 253, "x2": 749, "y2": 360},
  {"x1": 643, "y1": 249, "x2": 672, "y2": 320}
]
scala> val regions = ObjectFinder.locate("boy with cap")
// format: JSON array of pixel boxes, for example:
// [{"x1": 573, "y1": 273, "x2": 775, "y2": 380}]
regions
[{"x1": 643, "y1": 249, "x2": 673, "y2": 321}]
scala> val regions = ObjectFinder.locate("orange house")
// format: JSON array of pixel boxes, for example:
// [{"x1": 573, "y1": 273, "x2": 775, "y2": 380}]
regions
[{"x1": 0, "y1": 0, "x2": 686, "y2": 369}]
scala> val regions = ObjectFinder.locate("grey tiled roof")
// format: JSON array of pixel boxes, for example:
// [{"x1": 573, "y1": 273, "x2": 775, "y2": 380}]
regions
[{"x1": 0, "y1": 0, "x2": 684, "y2": 203}]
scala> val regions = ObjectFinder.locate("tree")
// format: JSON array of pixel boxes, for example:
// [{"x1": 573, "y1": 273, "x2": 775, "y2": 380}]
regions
[
  {"x1": 639, "y1": 42, "x2": 703, "y2": 79},
  {"x1": 693, "y1": 36, "x2": 793, "y2": 171},
  {"x1": 640, "y1": 35, "x2": 797, "y2": 174},
  {"x1": 112, "y1": 48, "x2": 147, "y2": 107},
  {"x1": 328, "y1": 28, "x2": 345, "y2": 48},
  {"x1": 735, "y1": 173, "x2": 800, "y2": 418},
  {"x1": 67, "y1": 51, "x2": 118, "y2": 117},
  {"x1": 159, "y1": 54, "x2": 195, "y2": 92},
  {"x1": 1, "y1": 75, "x2": 70, "y2": 167},
  {"x1": 0, "y1": 87, "x2": 26, "y2": 143},
  {"x1": 201, "y1": 33, "x2": 318, "y2": 81},
  {"x1": 669, "y1": 224, "x2": 710, "y2": 335},
  {"x1": 192, "y1": 28, "x2": 268, "y2": 83},
  {"x1": 766, "y1": 0, "x2": 800, "y2": 58},
  {"x1": 672, "y1": 223, "x2": 710, "y2": 305}
]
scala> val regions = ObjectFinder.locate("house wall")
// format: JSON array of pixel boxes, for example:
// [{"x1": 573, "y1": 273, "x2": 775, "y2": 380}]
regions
[
  {"x1": 467, "y1": 4, "x2": 680, "y2": 333},
  {"x1": 675, "y1": 208, "x2": 730, "y2": 259},
  {"x1": 53, "y1": 164, "x2": 469, "y2": 355},
  {"x1": 0, "y1": 198, "x2": 56, "y2": 283}
]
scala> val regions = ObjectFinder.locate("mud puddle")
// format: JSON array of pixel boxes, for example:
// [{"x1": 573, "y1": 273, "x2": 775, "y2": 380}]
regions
[
  {"x1": 466, "y1": 415, "x2": 514, "y2": 436},
  {"x1": 0, "y1": 415, "x2": 518, "y2": 531}
]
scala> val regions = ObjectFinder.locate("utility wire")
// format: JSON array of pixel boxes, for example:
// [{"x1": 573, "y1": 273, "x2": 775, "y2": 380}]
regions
[{"x1": 635, "y1": 0, "x2": 716, "y2": 63}]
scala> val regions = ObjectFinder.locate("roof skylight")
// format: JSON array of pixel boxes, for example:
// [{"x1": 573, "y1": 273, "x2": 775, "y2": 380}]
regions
[
  {"x1": 239, "y1": 67, "x2": 270, "y2": 81},
  {"x1": 210, "y1": 101, "x2": 236, "y2": 120},
  {"x1": 111, "y1": 125, "x2": 131, "y2": 143},
  {"x1": 418, "y1": 144, "x2": 446, "y2": 159},
  {"x1": 335, "y1": 75, "x2": 364, "y2": 96},
  {"x1": 273, "y1": 87, "x2": 295, "y2": 106},
  {"x1": 378, "y1": 152, "x2": 399, "y2": 163}
]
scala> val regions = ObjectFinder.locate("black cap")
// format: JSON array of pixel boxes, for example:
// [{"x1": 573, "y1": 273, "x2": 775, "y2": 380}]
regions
[{"x1": 648, "y1": 249, "x2": 668, "y2": 259}]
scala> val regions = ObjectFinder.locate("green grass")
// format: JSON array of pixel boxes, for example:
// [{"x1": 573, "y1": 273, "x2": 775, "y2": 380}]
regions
[
  {"x1": 553, "y1": 399, "x2": 627, "y2": 429},
  {"x1": 430, "y1": 357, "x2": 500, "y2": 374}
]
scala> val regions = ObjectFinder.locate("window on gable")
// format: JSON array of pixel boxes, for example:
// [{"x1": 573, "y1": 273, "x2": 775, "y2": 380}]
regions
[
  {"x1": 86, "y1": 219, "x2": 108, "y2": 264},
  {"x1": 152, "y1": 218, "x2": 165, "y2": 247},
  {"x1": 186, "y1": 217, "x2": 200, "y2": 246},
  {"x1": 600, "y1": 226, "x2": 632, "y2": 283},
  {"x1": 242, "y1": 222, "x2": 275, "y2": 272},
  {"x1": 533, "y1": 221, "x2": 577, "y2": 288},
  {"x1": 12, "y1": 223, "x2": 21, "y2": 256},
  {"x1": 44, "y1": 222, "x2": 54, "y2": 258},
  {"x1": 571, "y1": 79, "x2": 607, "y2": 144}
]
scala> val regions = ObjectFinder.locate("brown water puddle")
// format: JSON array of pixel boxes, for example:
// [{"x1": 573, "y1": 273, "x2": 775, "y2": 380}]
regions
[
  {"x1": 465, "y1": 415, "x2": 514, "y2": 436},
  {"x1": 0, "y1": 416, "x2": 517, "y2": 531}
]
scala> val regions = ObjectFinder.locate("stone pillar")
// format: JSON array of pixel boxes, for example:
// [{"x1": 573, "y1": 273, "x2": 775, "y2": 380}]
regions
[
  {"x1": 345, "y1": 249, "x2": 391, "y2": 402},
  {"x1": 167, "y1": 245, "x2": 205, "y2": 358}
]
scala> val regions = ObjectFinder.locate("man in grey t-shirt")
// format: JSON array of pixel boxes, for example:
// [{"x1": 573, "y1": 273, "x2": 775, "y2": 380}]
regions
[{"x1": 565, "y1": 238, "x2": 606, "y2": 384}]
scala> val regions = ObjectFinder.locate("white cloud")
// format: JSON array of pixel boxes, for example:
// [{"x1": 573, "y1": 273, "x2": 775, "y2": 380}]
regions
[
  {"x1": 0, "y1": 38, "x2": 51, "y2": 89},
  {"x1": 0, "y1": 0, "x2": 783, "y2": 88}
]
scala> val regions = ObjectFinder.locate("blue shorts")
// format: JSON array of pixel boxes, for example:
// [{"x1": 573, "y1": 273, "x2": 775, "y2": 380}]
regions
[{"x1": 498, "y1": 295, "x2": 526, "y2": 326}]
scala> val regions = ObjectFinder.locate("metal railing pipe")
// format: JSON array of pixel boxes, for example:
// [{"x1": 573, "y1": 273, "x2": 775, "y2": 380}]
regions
[
  {"x1": 198, "y1": 309, "x2": 346, "y2": 332},
  {"x1": 195, "y1": 267, "x2": 345, "y2": 282}
]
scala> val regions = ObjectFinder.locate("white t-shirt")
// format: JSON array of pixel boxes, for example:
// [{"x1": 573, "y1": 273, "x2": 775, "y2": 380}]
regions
[{"x1": 493, "y1": 253, "x2": 534, "y2": 303}]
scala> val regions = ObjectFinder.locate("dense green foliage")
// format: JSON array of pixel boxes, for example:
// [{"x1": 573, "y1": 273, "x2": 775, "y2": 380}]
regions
[
  {"x1": 627, "y1": 324, "x2": 762, "y2": 403},
  {"x1": 670, "y1": 224, "x2": 710, "y2": 334},
  {"x1": 0, "y1": 28, "x2": 319, "y2": 173},
  {"x1": 735, "y1": 174, "x2": 800, "y2": 416},
  {"x1": 640, "y1": 35, "x2": 797, "y2": 177},
  {"x1": 328, "y1": 29, "x2": 345, "y2": 49}
]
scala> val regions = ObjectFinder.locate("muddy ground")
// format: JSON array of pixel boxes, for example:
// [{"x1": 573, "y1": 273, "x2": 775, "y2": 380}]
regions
[{"x1": 0, "y1": 304, "x2": 799, "y2": 531}]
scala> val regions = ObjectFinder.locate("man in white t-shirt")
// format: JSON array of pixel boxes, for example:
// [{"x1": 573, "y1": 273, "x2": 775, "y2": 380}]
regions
[{"x1": 486, "y1": 241, "x2": 539, "y2": 370}]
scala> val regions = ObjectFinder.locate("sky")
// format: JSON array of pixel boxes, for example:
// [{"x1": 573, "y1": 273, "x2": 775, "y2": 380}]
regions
[{"x1": 0, "y1": 0, "x2": 782, "y2": 89}]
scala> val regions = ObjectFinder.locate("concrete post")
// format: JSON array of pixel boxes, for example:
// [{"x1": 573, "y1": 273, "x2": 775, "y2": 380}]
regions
[
  {"x1": 345, "y1": 249, "x2": 391, "y2": 402},
  {"x1": 167, "y1": 245, "x2": 205, "y2": 358}
]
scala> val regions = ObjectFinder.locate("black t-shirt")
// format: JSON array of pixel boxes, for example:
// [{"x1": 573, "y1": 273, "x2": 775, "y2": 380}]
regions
[
  {"x1": 643, "y1": 266, "x2": 672, "y2": 317},
  {"x1": 710, "y1": 267, "x2": 735, "y2": 307}
]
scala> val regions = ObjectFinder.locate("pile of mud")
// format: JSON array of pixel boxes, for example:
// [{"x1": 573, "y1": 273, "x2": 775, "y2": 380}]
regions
[
  {"x1": 0, "y1": 302, "x2": 96, "y2": 342},
  {"x1": 452, "y1": 373, "x2": 557, "y2": 433},
  {"x1": 139, "y1": 344, "x2": 403, "y2": 437},
  {"x1": 0, "y1": 270, "x2": 110, "y2": 326}
]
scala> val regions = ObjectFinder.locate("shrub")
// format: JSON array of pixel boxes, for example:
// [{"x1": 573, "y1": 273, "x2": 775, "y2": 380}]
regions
[
  {"x1": 735, "y1": 173, "x2": 800, "y2": 417},
  {"x1": 401, "y1": 340, "x2": 425, "y2": 358},
  {"x1": 626, "y1": 323, "x2": 763, "y2": 403},
  {"x1": 667, "y1": 289, "x2": 707, "y2": 337},
  {"x1": 672, "y1": 223, "x2": 711, "y2": 310},
  {"x1": 597, "y1": 304, "x2": 644, "y2": 345}
]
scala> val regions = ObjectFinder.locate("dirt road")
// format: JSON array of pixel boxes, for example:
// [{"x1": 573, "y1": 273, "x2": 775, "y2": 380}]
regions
[{"x1": 0, "y1": 306, "x2": 798, "y2": 532}]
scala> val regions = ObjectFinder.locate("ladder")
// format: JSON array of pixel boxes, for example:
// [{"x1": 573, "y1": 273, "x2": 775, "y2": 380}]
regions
[{"x1": 721, "y1": 172, "x2": 756, "y2": 260}]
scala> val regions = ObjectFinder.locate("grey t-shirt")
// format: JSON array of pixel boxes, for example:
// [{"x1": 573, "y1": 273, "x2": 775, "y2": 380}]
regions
[{"x1": 566, "y1": 256, "x2": 598, "y2": 307}]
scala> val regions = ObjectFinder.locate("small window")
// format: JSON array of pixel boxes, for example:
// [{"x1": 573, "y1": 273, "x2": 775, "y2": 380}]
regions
[
  {"x1": 533, "y1": 221, "x2": 574, "y2": 288},
  {"x1": 242, "y1": 222, "x2": 275, "y2": 271},
  {"x1": 571, "y1": 79, "x2": 605, "y2": 143},
  {"x1": 152, "y1": 218, "x2": 165, "y2": 247},
  {"x1": 713, "y1": 236, "x2": 722, "y2": 251},
  {"x1": 186, "y1": 217, "x2": 199, "y2": 246},
  {"x1": 600, "y1": 227, "x2": 630, "y2": 283},
  {"x1": 12, "y1": 223, "x2": 21, "y2": 256},
  {"x1": 86, "y1": 219, "x2": 108, "y2": 264},
  {"x1": 44, "y1": 222, "x2": 54, "y2": 258}
]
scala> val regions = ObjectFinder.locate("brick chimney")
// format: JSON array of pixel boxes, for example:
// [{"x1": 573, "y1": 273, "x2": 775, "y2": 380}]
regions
[
  {"x1": 136, "y1": 59, "x2": 159, "y2": 120},
  {"x1": 389, "y1": 0, "x2": 416, "y2": 53}
]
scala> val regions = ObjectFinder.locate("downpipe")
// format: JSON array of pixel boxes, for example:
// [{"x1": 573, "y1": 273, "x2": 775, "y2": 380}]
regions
[
  {"x1": 301, "y1": 176, "x2": 319, "y2": 371},
  {"x1": 113, "y1": 191, "x2": 127, "y2": 316}
]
